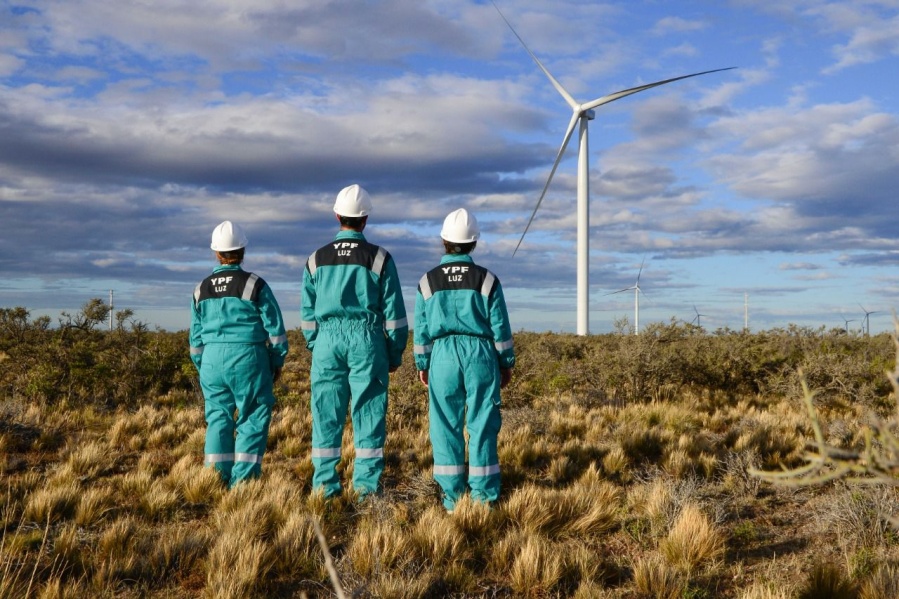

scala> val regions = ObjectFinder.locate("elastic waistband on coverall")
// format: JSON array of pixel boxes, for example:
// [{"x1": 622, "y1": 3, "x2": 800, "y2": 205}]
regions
[{"x1": 319, "y1": 319, "x2": 382, "y2": 332}]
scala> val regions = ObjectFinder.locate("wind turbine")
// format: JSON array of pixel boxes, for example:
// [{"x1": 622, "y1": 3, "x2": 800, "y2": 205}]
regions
[
  {"x1": 691, "y1": 305, "x2": 707, "y2": 328},
  {"x1": 494, "y1": 2, "x2": 734, "y2": 336},
  {"x1": 607, "y1": 258, "x2": 646, "y2": 335},
  {"x1": 840, "y1": 314, "x2": 855, "y2": 334},
  {"x1": 859, "y1": 303, "x2": 879, "y2": 336}
]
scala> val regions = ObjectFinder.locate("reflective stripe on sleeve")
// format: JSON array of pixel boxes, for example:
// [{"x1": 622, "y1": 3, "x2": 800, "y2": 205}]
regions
[
  {"x1": 311, "y1": 447, "x2": 341, "y2": 458},
  {"x1": 433, "y1": 464, "x2": 467, "y2": 476},
  {"x1": 193, "y1": 283, "x2": 202, "y2": 303},
  {"x1": 301, "y1": 320, "x2": 317, "y2": 331},
  {"x1": 205, "y1": 453, "x2": 235, "y2": 464},
  {"x1": 418, "y1": 274, "x2": 432, "y2": 300},
  {"x1": 190, "y1": 346, "x2": 204, "y2": 356},
  {"x1": 372, "y1": 247, "x2": 387, "y2": 276},
  {"x1": 235, "y1": 452, "x2": 263, "y2": 464},
  {"x1": 269, "y1": 334, "x2": 288, "y2": 345},
  {"x1": 242, "y1": 273, "x2": 259, "y2": 301},
  {"x1": 481, "y1": 272, "x2": 496, "y2": 297},
  {"x1": 495, "y1": 338, "x2": 514, "y2": 352},
  {"x1": 355, "y1": 447, "x2": 384, "y2": 459},
  {"x1": 385, "y1": 317, "x2": 407, "y2": 331},
  {"x1": 414, "y1": 344, "x2": 432, "y2": 355},
  {"x1": 307, "y1": 253, "x2": 318, "y2": 276},
  {"x1": 469, "y1": 464, "x2": 501, "y2": 477}
]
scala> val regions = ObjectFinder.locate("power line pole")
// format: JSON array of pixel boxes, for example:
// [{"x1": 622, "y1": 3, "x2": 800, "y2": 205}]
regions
[
  {"x1": 744, "y1": 292, "x2": 749, "y2": 332},
  {"x1": 109, "y1": 289, "x2": 114, "y2": 331}
]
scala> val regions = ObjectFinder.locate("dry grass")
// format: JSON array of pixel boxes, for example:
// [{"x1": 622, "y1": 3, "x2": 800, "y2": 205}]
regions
[
  {"x1": 632, "y1": 553, "x2": 686, "y2": 599},
  {"x1": 660, "y1": 502, "x2": 726, "y2": 575},
  {"x1": 4, "y1": 328, "x2": 899, "y2": 597}
]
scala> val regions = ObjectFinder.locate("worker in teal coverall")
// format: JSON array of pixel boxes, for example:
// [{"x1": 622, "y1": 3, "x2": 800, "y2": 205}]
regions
[
  {"x1": 190, "y1": 220, "x2": 289, "y2": 488},
  {"x1": 414, "y1": 208, "x2": 515, "y2": 512},
  {"x1": 301, "y1": 184, "x2": 408, "y2": 499}
]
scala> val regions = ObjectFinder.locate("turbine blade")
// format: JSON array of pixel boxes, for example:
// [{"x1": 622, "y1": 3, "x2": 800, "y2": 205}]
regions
[
  {"x1": 636, "y1": 256, "x2": 646, "y2": 283},
  {"x1": 491, "y1": 1, "x2": 578, "y2": 109},
  {"x1": 512, "y1": 111, "x2": 580, "y2": 256},
  {"x1": 581, "y1": 67, "x2": 737, "y2": 112}
]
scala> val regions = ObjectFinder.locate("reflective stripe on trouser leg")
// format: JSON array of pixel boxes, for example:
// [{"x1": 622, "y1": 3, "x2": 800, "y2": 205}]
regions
[
  {"x1": 230, "y1": 344, "x2": 276, "y2": 486},
  {"x1": 201, "y1": 344, "x2": 237, "y2": 484},
  {"x1": 463, "y1": 341, "x2": 502, "y2": 505},
  {"x1": 428, "y1": 339, "x2": 470, "y2": 510},
  {"x1": 310, "y1": 328, "x2": 352, "y2": 497},
  {"x1": 347, "y1": 327, "x2": 389, "y2": 496}
]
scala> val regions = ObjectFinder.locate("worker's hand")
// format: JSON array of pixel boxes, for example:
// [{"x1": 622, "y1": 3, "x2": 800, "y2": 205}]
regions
[
  {"x1": 272, "y1": 367, "x2": 283, "y2": 383},
  {"x1": 389, "y1": 364, "x2": 400, "y2": 373},
  {"x1": 418, "y1": 370, "x2": 429, "y2": 387},
  {"x1": 500, "y1": 368, "x2": 512, "y2": 389}
]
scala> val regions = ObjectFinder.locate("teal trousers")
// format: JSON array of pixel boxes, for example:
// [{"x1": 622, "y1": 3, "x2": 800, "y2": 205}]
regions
[{"x1": 201, "y1": 343, "x2": 275, "y2": 488}]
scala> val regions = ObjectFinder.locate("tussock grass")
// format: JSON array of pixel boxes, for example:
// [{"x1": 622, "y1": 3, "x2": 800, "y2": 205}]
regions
[
  {"x1": 796, "y1": 562, "x2": 857, "y2": 599},
  {"x1": 411, "y1": 505, "x2": 467, "y2": 565},
  {"x1": 739, "y1": 583, "x2": 790, "y2": 599},
  {"x1": 632, "y1": 554, "x2": 685, "y2": 599},
  {"x1": 859, "y1": 563, "x2": 899, "y2": 599},
  {"x1": 74, "y1": 486, "x2": 115, "y2": 526},
  {"x1": 345, "y1": 517, "x2": 413, "y2": 577},
  {"x1": 23, "y1": 482, "x2": 79, "y2": 524},
  {"x1": 269, "y1": 512, "x2": 321, "y2": 578},
  {"x1": 659, "y1": 502, "x2": 725, "y2": 575},
  {"x1": 509, "y1": 534, "x2": 565, "y2": 596},
  {"x1": 139, "y1": 479, "x2": 181, "y2": 520},
  {"x1": 205, "y1": 536, "x2": 268, "y2": 599},
  {"x1": 503, "y1": 483, "x2": 620, "y2": 540}
]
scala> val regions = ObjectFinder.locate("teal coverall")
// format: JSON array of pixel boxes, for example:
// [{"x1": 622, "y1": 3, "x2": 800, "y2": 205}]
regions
[
  {"x1": 190, "y1": 264, "x2": 289, "y2": 488},
  {"x1": 301, "y1": 230, "x2": 408, "y2": 497},
  {"x1": 414, "y1": 254, "x2": 515, "y2": 510}
]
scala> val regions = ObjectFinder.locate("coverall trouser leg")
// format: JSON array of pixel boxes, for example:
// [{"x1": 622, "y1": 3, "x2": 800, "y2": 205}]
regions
[
  {"x1": 311, "y1": 325, "x2": 389, "y2": 497},
  {"x1": 428, "y1": 336, "x2": 502, "y2": 511},
  {"x1": 201, "y1": 343, "x2": 275, "y2": 488}
]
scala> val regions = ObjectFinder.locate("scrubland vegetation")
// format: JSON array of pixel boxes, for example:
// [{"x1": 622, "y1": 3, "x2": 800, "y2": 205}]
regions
[{"x1": 2, "y1": 303, "x2": 899, "y2": 598}]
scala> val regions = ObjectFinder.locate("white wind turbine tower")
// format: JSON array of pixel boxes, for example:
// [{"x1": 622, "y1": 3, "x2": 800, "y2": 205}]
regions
[
  {"x1": 607, "y1": 258, "x2": 646, "y2": 335},
  {"x1": 494, "y1": 2, "x2": 734, "y2": 335}
]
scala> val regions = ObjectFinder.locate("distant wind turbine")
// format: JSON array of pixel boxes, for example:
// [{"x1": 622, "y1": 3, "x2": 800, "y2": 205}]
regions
[
  {"x1": 607, "y1": 258, "x2": 646, "y2": 335},
  {"x1": 691, "y1": 305, "x2": 707, "y2": 328},
  {"x1": 859, "y1": 303, "x2": 879, "y2": 336},
  {"x1": 494, "y1": 1, "x2": 735, "y2": 335},
  {"x1": 840, "y1": 314, "x2": 855, "y2": 333}
]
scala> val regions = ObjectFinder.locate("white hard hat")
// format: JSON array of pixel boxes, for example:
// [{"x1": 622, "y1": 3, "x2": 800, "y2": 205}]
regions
[
  {"x1": 441, "y1": 208, "x2": 480, "y2": 243},
  {"x1": 333, "y1": 184, "x2": 372, "y2": 217},
  {"x1": 210, "y1": 220, "x2": 248, "y2": 251}
]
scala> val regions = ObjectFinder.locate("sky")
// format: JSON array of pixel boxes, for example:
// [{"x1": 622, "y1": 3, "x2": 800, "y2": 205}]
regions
[{"x1": 2, "y1": 0, "x2": 899, "y2": 335}]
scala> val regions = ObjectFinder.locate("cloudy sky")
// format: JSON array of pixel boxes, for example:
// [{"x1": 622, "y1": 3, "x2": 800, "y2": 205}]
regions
[{"x1": 2, "y1": 0, "x2": 898, "y2": 334}]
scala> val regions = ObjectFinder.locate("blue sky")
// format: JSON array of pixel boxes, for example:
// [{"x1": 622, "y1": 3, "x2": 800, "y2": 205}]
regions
[{"x1": 2, "y1": 0, "x2": 898, "y2": 334}]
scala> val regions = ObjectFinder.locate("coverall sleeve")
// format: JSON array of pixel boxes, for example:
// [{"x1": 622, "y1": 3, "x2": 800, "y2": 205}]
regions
[
  {"x1": 300, "y1": 258, "x2": 318, "y2": 351},
  {"x1": 489, "y1": 279, "x2": 516, "y2": 369},
  {"x1": 257, "y1": 283, "x2": 289, "y2": 368},
  {"x1": 189, "y1": 295, "x2": 204, "y2": 371},
  {"x1": 380, "y1": 255, "x2": 409, "y2": 368},
  {"x1": 413, "y1": 287, "x2": 432, "y2": 371}
]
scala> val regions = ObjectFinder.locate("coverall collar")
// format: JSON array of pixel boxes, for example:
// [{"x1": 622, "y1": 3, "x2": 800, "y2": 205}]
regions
[
  {"x1": 335, "y1": 229, "x2": 367, "y2": 241},
  {"x1": 212, "y1": 263, "x2": 243, "y2": 273},
  {"x1": 440, "y1": 253, "x2": 474, "y2": 265}
]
